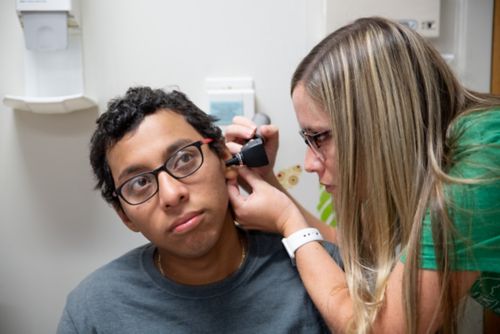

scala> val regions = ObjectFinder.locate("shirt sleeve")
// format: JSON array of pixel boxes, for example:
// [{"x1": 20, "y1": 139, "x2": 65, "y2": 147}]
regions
[
  {"x1": 56, "y1": 307, "x2": 79, "y2": 334},
  {"x1": 419, "y1": 109, "x2": 500, "y2": 272}
]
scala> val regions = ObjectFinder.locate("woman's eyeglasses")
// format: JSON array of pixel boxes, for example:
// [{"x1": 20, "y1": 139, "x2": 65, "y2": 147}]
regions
[{"x1": 299, "y1": 129, "x2": 331, "y2": 161}]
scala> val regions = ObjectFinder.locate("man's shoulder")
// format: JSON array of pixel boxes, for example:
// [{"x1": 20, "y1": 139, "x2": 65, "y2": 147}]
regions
[
  {"x1": 66, "y1": 244, "x2": 151, "y2": 303},
  {"x1": 247, "y1": 230, "x2": 284, "y2": 255},
  {"x1": 57, "y1": 244, "x2": 153, "y2": 333},
  {"x1": 248, "y1": 229, "x2": 343, "y2": 268},
  {"x1": 248, "y1": 230, "x2": 281, "y2": 242}
]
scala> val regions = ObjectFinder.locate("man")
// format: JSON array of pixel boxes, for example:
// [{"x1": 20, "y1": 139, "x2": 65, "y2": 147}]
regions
[{"x1": 57, "y1": 86, "x2": 341, "y2": 333}]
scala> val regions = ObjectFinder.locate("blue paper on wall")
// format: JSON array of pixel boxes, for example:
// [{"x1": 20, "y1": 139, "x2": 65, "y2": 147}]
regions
[{"x1": 210, "y1": 100, "x2": 244, "y2": 125}]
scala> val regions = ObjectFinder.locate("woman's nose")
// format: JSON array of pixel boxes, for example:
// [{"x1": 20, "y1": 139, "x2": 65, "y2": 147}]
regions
[
  {"x1": 156, "y1": 172, "x2": 189, "y2": 208},
  {"x1": 304, "y1": 147, "x2": 324, "y2": 174}
]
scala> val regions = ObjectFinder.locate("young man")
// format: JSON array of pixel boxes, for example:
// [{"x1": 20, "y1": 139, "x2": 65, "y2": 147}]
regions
[{"x1": 57, "y1": 87, "x2": 341, "y2": 333}]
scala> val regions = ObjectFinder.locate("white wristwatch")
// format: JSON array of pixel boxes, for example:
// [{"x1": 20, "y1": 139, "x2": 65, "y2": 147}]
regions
[{"x1": 282, "y1": 228, "x2": 323, "y2": 265}]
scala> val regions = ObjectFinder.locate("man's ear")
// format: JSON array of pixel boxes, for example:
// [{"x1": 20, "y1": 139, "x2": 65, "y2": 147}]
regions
[
  {"x1": 221, "y1": 148, "x2": 238, "y2": 181},
  {"x1": 115, "y1": 205, "x2": 140, "y2": 233}
]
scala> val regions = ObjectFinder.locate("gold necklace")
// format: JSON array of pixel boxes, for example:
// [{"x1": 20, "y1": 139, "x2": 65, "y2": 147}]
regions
[
  {"x1": 238, "y1": 231, "x2": 248, "y2": 269},
  {"x1": 156, "y1": 233, "x2": 247, "y2": 277},
  {"x1": 157, "y1": 250, "x2": 166, "y2": 277}
]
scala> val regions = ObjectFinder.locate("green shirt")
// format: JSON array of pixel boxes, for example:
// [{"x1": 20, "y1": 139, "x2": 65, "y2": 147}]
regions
[{"x1": 419, "y1": 109, "x2": 500, "y2": 314}]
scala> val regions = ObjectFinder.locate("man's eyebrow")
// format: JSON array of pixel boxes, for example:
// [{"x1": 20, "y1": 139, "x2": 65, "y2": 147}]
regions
[
  {"x1": 165, "y1": 138, "x2": 194, "y2": 156},
  {"x1": 116, "y1": 138, "x2": 197, "y2": 183},
  {"x1": 117, "y1": 165, "x2": 147, "y2": 184}
]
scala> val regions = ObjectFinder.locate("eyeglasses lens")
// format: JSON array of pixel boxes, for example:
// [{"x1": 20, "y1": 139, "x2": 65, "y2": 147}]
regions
[{"x1": 300, "y1": 130, "x2": 325, "y2": 160}]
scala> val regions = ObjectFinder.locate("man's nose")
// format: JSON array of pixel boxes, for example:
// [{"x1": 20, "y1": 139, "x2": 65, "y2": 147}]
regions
[{"x1": 156, "y1": 172, "x2": 189, "y2": 208}]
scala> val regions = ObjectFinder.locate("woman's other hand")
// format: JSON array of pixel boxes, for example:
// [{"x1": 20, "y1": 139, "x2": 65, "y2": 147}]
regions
[
  {"x1": 227, "y1": 167, "x2": 309, "y2": 236},
  {"x1": 224, "y1": 116, "x2": 279, "y2": 181}
]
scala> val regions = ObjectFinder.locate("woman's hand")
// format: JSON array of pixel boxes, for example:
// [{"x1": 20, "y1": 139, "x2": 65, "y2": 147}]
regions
[
  {"x1": 224, "y1": 116, "x2": 279, "y2": 181},
  {"x1": 227, "y1": 167, "x2": 309, "y2": 236}
]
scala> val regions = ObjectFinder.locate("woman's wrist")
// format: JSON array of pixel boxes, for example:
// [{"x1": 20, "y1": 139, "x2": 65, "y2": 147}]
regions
[{"x1": 279, "y1": 205, "x2": 310, "y2": 237}]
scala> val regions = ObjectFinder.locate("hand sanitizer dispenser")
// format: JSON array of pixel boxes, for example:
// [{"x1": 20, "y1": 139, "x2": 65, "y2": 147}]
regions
[{"x1": 3, "y1": 0, "x2": 95, "y2": 114}]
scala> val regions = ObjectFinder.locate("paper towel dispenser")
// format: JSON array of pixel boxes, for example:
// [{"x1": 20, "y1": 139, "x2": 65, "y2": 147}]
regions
[
  {"x1": 16, "y1": 0, "x2": 80, "y2": 51},
  {"x1": 3, "y1": 0, "x2": 95, "y2": 114}
]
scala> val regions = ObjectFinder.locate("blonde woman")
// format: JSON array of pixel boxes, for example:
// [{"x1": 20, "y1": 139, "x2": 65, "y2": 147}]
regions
[{"x1": 225, "y1": 17, "x2": 500, "y2": 333}]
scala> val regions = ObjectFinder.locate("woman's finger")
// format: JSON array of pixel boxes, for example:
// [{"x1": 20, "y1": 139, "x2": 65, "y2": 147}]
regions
[
  {"x1": 225, "y1": 142, "x2": 243, "y2": 155},
  {"x1": 227, "y1": 179, "x2": 243, "y2": 205},
  {"x1": 234, "y1": 167, "x2": 264, "y2": 188},
  {"x1": 224, "y1": 124, "x2": 256, "y2": 143},
  {"x1": 232, "y1": 115, "x2": 256, "y2": 127}
]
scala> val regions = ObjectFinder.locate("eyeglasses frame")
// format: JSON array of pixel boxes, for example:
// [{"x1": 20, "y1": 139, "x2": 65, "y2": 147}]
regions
[{"x1": 299, "y1": 129, "x2": 332, "y2": 161}]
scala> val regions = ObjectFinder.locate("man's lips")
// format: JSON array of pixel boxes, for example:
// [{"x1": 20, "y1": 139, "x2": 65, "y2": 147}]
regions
[{"x1": 170, "y1": 211, "x2": 203, "y2": 234}]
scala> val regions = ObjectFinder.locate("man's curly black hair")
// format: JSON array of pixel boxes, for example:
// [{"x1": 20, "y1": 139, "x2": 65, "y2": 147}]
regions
[{"x1": 90, "y1": 86, "x2": 225, "y2": 210}]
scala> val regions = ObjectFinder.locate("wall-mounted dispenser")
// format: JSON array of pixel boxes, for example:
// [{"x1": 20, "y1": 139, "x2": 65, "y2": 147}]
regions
[
  {"x1": 205, "y1": 77, "x2": 255, "y2": 127},
  {"x1": 3, "y1": 0, "x2": 96, "y2": 114}
]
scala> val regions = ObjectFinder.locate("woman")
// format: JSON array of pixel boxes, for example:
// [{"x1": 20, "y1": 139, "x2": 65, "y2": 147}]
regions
[{"x1": 225, "y1": 17, "x2": 500, "y2": 333}]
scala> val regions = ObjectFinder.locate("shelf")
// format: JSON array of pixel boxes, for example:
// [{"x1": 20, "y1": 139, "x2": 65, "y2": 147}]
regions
[{"x1": 3, "y1": 94, "x2": 96, "y2": 114}]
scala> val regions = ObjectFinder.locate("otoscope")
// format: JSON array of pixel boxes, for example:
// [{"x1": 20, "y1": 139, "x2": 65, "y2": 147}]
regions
[{"x1": 225, "y1": 112, "x2": 271, "y2": 168}]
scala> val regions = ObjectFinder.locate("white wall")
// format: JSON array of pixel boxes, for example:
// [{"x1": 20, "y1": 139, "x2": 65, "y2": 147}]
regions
[
  {"x1": 324, "y1": 0, "x2": 494, "y2": 92},
  {"x1": 0, "y1": 0, "x2": 494, "y2": 333},
  {"x1": 432, "y1": 0, "x2": 494, "y2": 92},
  {"x1": 0, "y1": 1, "x2": 321, "y2": 333}
]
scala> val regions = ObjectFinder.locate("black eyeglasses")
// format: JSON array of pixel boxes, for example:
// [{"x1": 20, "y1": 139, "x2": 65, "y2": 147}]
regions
[
  {"x1": 114, "y1": 138, "x2": 213, "y2": 205},
  {"x1": 299, "y1": 129, "x2": 332, "y2": 161}
]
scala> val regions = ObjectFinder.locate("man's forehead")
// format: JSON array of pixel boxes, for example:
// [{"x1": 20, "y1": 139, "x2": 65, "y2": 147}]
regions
[{"x1": 107, "y1": 110, "x2": 204, "y2": 180}]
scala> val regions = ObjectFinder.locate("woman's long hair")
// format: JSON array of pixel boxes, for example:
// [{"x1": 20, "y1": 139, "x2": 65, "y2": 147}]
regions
[{"x1": 291, "y1": 17, "x2": 499, "y2": 333}]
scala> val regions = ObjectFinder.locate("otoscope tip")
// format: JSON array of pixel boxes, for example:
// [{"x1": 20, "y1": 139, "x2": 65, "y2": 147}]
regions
[{"x1": 225, "y1": 154, "x2": 242, "y2": 167}]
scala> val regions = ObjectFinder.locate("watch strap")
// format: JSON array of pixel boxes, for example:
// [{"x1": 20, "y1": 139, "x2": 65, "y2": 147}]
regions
[{"x1": 281, "y1": 228, "x2": 323, "y2": 265}]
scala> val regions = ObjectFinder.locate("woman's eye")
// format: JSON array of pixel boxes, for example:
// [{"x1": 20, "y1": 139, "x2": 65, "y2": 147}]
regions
[{"x1": 314, "y1": 132, "x2": 330, "y2": 147}]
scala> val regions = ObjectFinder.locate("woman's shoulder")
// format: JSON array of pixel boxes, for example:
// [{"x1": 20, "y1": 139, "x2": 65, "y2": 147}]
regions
[
  {"x1": 449, "y1": 108, "x2": 500, "y2": 176},
  {"x1": 453, "y1": 108, "x2": 500, "y2": 146}
]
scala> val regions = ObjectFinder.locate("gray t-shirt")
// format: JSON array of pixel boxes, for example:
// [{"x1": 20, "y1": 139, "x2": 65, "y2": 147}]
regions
[{"x1": 57, "y1": 230, "x2": 341, "y2": 333}]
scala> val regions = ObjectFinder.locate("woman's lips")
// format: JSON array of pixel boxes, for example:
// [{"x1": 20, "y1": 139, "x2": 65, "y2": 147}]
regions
[{"x1": 323, "y1": 184, "x2": 336, "y2": 194}]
